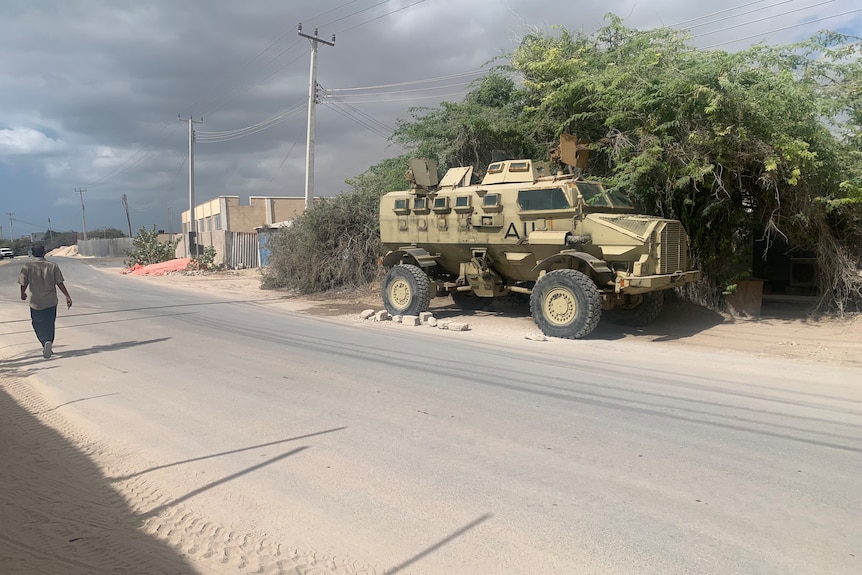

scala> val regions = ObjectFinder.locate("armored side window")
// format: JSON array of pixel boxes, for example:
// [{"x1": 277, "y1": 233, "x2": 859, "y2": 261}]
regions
[
  {"x1": 433, "y1": 196, "x2": 450, "y2": 213},
  {"x1": 509, "y1": 161, "x2": 530, "y2": 173},
  {"x1": 413, "y1": 197, "x2": 427, "y2": 209},
  {"x1": 487, "y1": 162, "x2": 504, "y2": 174},
  {"x1": 482, "y1": 193, "x2": 501, "y2": 207},
  {"x1": 453, "y1": 195, "x2": 472, "y2": 213},
  {"x1": 393, "y1": 198, "x2": 410, "y2": 215},
  {"x1": 517, "y1": 187, "x2": 570, "y2": 211}
]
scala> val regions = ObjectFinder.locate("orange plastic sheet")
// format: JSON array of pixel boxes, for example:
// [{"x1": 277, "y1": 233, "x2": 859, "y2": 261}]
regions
[{"x1": 122, "y1": 258, "x2": 191, "y2": 276}]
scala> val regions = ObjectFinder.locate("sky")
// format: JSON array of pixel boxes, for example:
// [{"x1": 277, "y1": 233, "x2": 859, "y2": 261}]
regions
[{"x1": 0, "y1": 0, "x2": 860, "y2": 239}]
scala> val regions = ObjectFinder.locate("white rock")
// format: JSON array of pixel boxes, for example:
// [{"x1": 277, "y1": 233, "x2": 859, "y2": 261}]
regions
[
  {"x1": 403, "y1": 315, "x2": 420, "y2": 326},
  {"x1": 448, "y1": 322, "x2": 470, "y2": 332},
  {"x1": 525, "y1": 332, "x2": 548, "y2": 341},
  {"x1": 419, "y1": 311, "x2": 433, "y2": 323},
  {"x1": 427, "y1": 317, "x2": 438, "y2": 327},
  {"x1": 360, "y1": 309, "x2": 375, "y2": 320},
  {"x1": 374, "y1": 310, "x2": 391, "y2": 322},
  {"x1": 392, "y1": 315, "x2": 403, "y2": 324}
]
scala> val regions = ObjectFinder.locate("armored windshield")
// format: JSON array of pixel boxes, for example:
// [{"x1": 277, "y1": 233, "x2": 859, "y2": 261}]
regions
[
  {"x1": 575, "y1": 182, "x2": 634, "y2": 209},
  {"x1": 517, "y1": 187, "x2": 570, "y2": 211}
]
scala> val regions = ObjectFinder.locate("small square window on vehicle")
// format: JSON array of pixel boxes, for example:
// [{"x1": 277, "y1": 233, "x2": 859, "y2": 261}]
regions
[
  {"x1": 413, "y1": 197, "x2": 427, "y2": 210},
  {"x1": 433, "y1": 196, "x2": 450, "y2": 213},
  {"x1": 453, "y1": 195, "x2": 473, "y2": 213},
  {"x1": 517, "y1": 187, "x2": 570, "y2": 211},
  {"x1": 393, "y1": 198, "x2": 410, "y2": 215},
  {"x1": 482, "y1": 193, "x2": 501, "y2": 207}
]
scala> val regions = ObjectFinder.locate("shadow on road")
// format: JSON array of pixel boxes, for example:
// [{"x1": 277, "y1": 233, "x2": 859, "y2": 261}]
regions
[{"x1": 0, "y1": 383, "x2": 199, "y2": 574}]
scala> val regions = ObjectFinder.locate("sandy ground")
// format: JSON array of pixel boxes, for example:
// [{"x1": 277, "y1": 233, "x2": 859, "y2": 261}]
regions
[{"x1": 2, "y1": 256, "x2": 860, "y2": 574}]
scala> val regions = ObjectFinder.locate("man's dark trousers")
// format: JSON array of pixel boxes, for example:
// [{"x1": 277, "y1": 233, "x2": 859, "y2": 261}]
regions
[{"x1": 30, "y1": 306, "x2": 57, "y2": 345}]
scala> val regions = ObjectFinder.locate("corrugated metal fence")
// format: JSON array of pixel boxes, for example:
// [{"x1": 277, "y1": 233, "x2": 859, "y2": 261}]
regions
[{"x1": 225, "y1": 232, "x2": 259, "y2": 269}]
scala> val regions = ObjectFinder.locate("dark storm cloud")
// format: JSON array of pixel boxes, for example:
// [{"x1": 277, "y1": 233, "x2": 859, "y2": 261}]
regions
[{"x1": 0, "y1": 0, "x2": 859, "y2": 235}]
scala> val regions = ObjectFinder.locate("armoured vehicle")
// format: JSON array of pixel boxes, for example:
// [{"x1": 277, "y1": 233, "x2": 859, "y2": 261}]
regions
[{"x1": 379, "y1": 137, "x2": 701, "y2": 339}]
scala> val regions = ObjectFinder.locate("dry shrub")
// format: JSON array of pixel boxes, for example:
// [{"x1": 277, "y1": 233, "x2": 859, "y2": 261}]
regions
[{"x1": 261, "y1": 189, "x2": 382, "y2": 294}]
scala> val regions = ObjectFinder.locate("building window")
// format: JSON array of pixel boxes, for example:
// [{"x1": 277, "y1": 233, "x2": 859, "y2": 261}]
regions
[{"x1": 214, "y1": 214, "x2": 221, "y2": 230}]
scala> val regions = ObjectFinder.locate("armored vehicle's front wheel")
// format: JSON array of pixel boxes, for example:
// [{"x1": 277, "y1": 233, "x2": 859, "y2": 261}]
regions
[
  {"x1": 604, "y1": 292, "x2": 664, "y2": 326},
  {"x1": 530, "y1": 269, "x2": 601, "y2": 339},
  {"x1": 382, "y1": 264, "x2": 431, "y2": 316}
]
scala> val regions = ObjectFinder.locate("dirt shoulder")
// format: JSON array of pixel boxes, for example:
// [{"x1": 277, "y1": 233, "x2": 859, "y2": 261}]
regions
[{"x1": 91, "y1": 262, "x2": 862, "y2": 370}]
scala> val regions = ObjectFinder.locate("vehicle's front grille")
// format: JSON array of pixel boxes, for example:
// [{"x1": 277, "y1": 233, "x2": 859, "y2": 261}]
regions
[{"x1": 658, "y1": 222, "x2": 686, "y2": 273}]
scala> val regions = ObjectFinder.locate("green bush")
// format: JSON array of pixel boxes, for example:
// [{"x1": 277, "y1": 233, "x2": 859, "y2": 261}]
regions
[
  {"x1": 125, "y1": 225, "x2": 178, "y2": 267},
  {"x1": 188, "y1": 245, "x2": 219, "y2": 271}
]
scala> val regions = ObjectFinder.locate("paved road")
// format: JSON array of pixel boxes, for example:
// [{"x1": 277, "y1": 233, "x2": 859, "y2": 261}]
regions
[{"x1": 1, "y1": 257, "x2": 860, "y2": 574}]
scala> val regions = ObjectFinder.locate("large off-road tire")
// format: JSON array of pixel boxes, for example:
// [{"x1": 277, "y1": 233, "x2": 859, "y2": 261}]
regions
[
  {"x1": 530, "y1": 269, "x2": 601, "y2": 339},
  {"x1": 381, "y1": 264, "x2": 431, "y2": 316},
  {"x1": 604, "y1": 292, "x2": 664, "y2": 327},
  {"x1": 451, "y1": 290, "x2": 490, "y2": 310}
]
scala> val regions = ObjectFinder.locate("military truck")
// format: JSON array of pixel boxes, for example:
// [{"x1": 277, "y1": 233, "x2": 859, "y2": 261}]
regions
[{"x1": 379, "y1": 138, "x2": 701, "y2": 339}]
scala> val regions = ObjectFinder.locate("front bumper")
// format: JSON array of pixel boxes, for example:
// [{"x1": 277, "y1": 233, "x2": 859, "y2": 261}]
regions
[{"x1": 616, "y1": 270, "x2": 702, "y2": 294}]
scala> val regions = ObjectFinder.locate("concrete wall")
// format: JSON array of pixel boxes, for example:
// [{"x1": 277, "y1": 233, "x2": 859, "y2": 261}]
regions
[
  {"x1": 77, "y1": 238, "x2": 134, "y2": 258},
  {"x1": 264, "y1": 197, "x2": 304, "y2": 225}
]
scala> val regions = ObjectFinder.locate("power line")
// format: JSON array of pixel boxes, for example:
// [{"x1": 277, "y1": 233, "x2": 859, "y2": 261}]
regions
[
  {"x1": 323, "y1": 102, "x2": 392, "y2": 139},
  {"x1": 195, "y1": 101, "x2": 307, "y2": 143},
  {"x1": 335, "y1": 0, "x2": 427, "y2": 36},
  {"x1": 326, "y1": 69, "x2": 486, "y2": 92},
  {"x1": 694, "y1": 0, "x2": 840, "y2": 38},
  {"x1": 319, "y1": 0, "x2": 394, "y2": 28},
  {"x1": 670, "y1": 0, "x2": 778, "y2": 27},
  {"x1": 686, "y1": 0, "x2": 827, "y2": 31},
  {"x1": 323, "y1": 81, "x2": 473, "y2": 100},
  {"x1": 320, "y1": 90, "x2": 395, "y2": 134},
  {"x1": 325, "y1": 91, "x2": 469, "y2": 104},
  {"x1": 702, "y1": 6, "x2": 862, "y2": 48}
]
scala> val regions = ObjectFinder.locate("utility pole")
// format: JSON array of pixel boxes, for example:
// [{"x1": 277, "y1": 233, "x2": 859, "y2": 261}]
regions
[
  {"x1": 122, "y1": 194, "x2": 133, "y2": 237},
  {"x1": 74, "y1": 188, "x2": 88, "y2": 240},
  {"x1": 48, "y1": 218, "x2": 53, "y2": 243},
  {"x1": 298, "y1": 23, "x2": 335, "y2": 211},
  {"x1": 5, "y1": 213, "x2": 13, "y2": 241},
  {"x1": 178, "y1": 115, "x2": 203, "y2": 257}
]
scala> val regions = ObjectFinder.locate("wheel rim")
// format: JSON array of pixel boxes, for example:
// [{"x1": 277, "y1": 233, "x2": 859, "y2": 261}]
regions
[
  {"x1": 542, "y1": 287, "x2": 577, "y2": 326},
  {"x1": 388, "y1": 278, "x2": 412, "y2": 309}
]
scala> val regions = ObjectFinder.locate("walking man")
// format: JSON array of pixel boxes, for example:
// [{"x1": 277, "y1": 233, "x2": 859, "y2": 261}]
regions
[{"x1": 18, "y1": 243, "x2": 72, "y2": 359}]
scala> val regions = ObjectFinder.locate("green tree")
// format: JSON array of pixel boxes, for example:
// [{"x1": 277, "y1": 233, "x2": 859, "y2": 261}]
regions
[
  {"x1": 507, "y1": 17, "x2": 862, "y2": 310},
  {"x1": 393, "y1": 73, "x2": 542, "y2": 176}
]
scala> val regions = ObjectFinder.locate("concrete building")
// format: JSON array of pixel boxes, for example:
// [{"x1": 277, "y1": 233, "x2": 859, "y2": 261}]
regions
[
  {"x1": 178, "y1": 196, "x2": 304, "y2": 268},
  {"x1": 180, "y1": 196, "x2": 304, "y2": 235}
]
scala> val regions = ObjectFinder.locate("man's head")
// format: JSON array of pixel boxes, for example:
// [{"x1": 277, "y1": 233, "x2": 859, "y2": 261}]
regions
[{"x1": 31, "y1": 244, "x2": 46, "y2": 258}]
